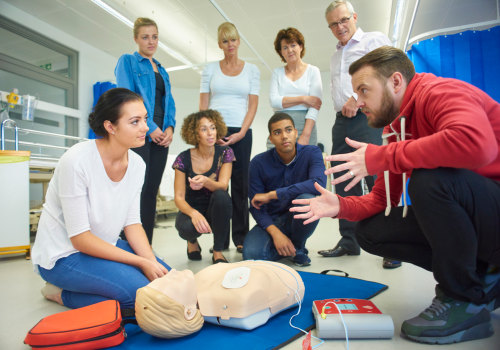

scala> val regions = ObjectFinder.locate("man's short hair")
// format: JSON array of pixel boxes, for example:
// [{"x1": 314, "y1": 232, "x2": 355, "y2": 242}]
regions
[
  {"x1": 349, "y1": 46, "x2": 416, "y2": 84},
  {"x1": 268, "y1": 112, "x2": 295, "y2": 134},
  {"x1": 325, "y1": 0, "x2": 355, "y2": 17}
]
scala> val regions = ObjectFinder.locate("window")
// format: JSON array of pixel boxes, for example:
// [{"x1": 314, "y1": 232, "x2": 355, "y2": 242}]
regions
[{"x1": 0, "y1": 14, "x2": 79, "y2": 154}]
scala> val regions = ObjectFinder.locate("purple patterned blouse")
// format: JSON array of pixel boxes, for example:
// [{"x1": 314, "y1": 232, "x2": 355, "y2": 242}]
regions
[{"x1": 173, "y1": 145, "x2": 235, "y2": 210}]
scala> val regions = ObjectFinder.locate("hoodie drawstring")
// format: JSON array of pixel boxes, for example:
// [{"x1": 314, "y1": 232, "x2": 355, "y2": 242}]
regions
[{"x1": 382, "y1": 116, "x2": 408, "y2": 218}]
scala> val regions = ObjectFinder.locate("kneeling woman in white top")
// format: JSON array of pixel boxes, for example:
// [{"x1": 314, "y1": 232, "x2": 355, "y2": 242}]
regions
[
  {"x1": 269, "y1": 27, "x2": 322, "y2": 147},
  {"x1": 31, "y1": 88, "x2": 170, "y2": 310}
]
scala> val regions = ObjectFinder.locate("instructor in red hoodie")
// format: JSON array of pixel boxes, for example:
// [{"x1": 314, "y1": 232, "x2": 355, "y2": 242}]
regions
[{"x1": 291, "y1": 46, "x2": 500, "y2": 345}]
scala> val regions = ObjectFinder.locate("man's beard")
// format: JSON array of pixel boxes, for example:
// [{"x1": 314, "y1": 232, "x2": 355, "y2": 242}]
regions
[{"x1": 365, "y1": 87, "x2": 399, "y2": 128}]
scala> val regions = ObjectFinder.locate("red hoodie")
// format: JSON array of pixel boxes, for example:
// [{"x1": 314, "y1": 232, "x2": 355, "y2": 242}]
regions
[{"x1": 338, "y1": 73, "x2": 500, "y2": 221}]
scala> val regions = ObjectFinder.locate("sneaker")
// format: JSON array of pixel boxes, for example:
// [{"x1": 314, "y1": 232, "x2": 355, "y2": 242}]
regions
[
  {"x1": 401, "y1": 288, "x2": 493, "y2": 344},
  {"x1": 293, "y1": 248, "x2": 311, "y2": 267},
  {"x1": 483, "y1": 266, "x2": 500, "y2": 312}
]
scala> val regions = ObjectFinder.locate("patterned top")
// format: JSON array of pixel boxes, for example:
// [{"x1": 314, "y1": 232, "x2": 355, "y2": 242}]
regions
[{"x1": 173, "y1": 145, "x2": 235, "y2": 211}]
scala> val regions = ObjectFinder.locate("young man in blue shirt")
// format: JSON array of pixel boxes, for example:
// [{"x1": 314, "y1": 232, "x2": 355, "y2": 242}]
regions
[{"x1": 243, "y1": 113, "x2": 326, "y2": 266}]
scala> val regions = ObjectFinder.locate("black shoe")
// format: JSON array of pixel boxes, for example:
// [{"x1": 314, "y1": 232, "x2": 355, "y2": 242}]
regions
[
  {"x1": 383, "y1": 258, "x2": 402, "y2": 269},
  {"x1": 318, "y1": 245, "x2": 359, "y2": 257},
  {"x1": 212, "y1": 255, "x2": 229, "y2": 264},
  {"x1": 187, "y1": 241, "x2": 202, "y2": 261},
  {"x1": 236, "y1": 245, "x2": 243, "y2": 254}
]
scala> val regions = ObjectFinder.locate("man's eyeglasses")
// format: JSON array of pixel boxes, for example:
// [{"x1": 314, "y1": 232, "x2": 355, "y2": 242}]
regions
[{"x1": 328, "y1": 16, "x2": 352, "y2": 29}]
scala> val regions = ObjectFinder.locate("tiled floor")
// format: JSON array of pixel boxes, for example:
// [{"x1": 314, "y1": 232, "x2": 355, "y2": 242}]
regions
[{"x1": 1, "y1": 216, "x2": 498, "y2": 349}]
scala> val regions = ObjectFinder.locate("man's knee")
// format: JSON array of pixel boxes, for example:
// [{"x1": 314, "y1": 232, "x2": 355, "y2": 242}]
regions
[
  {"x1": 243, "y1": 226, "x2": 271, "y2": 260},
  {"x1": 408, "y1": 168, "x2": 457, "y2": 206},
  {"x1": 354, "y1": 216, "x2": 386, "y2": 255}
]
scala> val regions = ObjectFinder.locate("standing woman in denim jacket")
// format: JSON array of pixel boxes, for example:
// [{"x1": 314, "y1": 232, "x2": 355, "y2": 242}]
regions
[
  {"x1": 199, "y1": 22, "x2": 260, "y2": 253},
  {"x1": 115, "y1": 17, "x2": 176, "y2": 245}
]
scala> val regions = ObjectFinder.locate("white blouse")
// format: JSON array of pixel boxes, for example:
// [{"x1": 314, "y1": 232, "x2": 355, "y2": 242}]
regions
[
  {"x1": 32, "y1": 140, "x2": 145, "y2": 270},
  {"x1": 200, "y1": 61, "x2": 260, "y2": 128},
  {"x1": 269, "y1": 64, "x2": 323, "y2": 121}
]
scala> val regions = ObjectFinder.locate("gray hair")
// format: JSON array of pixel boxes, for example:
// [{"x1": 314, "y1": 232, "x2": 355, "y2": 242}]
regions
[{"x1": 325, "y1": 0, "x2": 355, "y2": 17}]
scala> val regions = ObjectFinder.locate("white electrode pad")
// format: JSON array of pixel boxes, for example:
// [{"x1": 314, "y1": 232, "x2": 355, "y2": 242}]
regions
[{"x1": 222, "y1": 267, "x2": 251, "y2": 289}]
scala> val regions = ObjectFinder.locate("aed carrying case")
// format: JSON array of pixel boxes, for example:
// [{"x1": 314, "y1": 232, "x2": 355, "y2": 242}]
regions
[{"x1": 24, "y1": 300, "x2": 128, "y2": 349}]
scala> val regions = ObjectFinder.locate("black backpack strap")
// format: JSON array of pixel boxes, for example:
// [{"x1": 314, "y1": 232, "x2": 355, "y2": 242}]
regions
[
  {"x1": 121, "y1": 308, "x2": 136, "y2": 319},
  {"x1": 122, "y1": 318, "x2": 138, "y2": 326}
]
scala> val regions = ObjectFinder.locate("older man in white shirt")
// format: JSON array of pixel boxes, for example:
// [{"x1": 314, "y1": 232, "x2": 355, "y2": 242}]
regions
[{"x1": 320, "y1": 1, "x2": 399, "y2": 268}]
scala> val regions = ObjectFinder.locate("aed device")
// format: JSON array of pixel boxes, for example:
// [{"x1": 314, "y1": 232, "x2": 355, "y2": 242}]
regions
[{"x1": 312, "y1": 298, "x2": 394, "y2": 339}]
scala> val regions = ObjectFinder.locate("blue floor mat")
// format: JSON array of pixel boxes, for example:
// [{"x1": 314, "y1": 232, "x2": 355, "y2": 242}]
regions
[{"x1": 113, "y1": 271, "x2": 388, "y2": 350}]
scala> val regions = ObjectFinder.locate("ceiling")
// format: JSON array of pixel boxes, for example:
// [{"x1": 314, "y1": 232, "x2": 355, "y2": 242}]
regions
[{"x1": 3, "y1": 0, "x2": 499, "y2": 88}]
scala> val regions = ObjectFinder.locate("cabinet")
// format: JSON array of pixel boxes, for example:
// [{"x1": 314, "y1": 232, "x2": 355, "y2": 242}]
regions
[{"x1": 0, "y1": 150, "x2": 31, "y2": 258}]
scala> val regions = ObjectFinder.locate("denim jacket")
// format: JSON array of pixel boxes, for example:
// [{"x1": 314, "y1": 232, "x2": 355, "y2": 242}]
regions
[{"x1": 115, "y1": 52, "x2": 176, "y2": 139}]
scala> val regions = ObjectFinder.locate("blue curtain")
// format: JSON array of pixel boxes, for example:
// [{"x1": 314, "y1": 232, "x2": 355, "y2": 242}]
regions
[
  {"x1": 407, "y1": 25, "x2": 500, "y2": 102},
  {"x1": 88, "y1": 81, "x2": 116, "y2": 139}
]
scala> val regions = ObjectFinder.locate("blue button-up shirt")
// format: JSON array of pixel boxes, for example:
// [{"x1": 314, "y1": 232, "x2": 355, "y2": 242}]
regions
[
  {"x1": 249, "y1": 143, "x2": 326, "y2": 229},
  {"x1": 115, "y1": 52, "x2": 176, "y2": 139}
]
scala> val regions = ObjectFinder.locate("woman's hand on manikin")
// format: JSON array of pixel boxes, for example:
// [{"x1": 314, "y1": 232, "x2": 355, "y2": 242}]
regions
[{"x1": 139, "y1": 257, "x2": 168, "y2": 281}]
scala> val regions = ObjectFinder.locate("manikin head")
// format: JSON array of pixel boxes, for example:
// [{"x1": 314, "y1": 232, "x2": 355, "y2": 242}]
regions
[{"x1": 135, "y1": 269, "x2": 204, "y2": 338}]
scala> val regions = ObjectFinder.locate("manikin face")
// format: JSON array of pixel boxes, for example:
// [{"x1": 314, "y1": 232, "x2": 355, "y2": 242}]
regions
[
  {"x1": 268, "y1": 119, "x2": 298, "y2": 156},
  {"x1": 280, "y1": 40, "x2": 303, "y2": 64},
  {"x1": 351, "y1": 66, "x2": 400, "y2": 128},
  {"x1": 108, "y1": 100, "x2": 148, "y2": 148},
  {"x1": 218, "y1": 37, "x2": 240, "y2": 57},
  {"x1": 135, "y1": 25, "x2": 158, "y2": 58},
  {"x1": 325, "y1": 4, "x2": 358, "y2": 46},
  {"x1": 147, "y1": 269, "x2": 198, "y2": 320},
  {"x1": 196, "y1": 117, "x2": 217, "y2": 147}
]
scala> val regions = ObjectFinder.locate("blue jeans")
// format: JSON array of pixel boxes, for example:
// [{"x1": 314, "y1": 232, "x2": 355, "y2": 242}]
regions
[
  {"x1": 243, "y1": 194, "x2": 318, "y2": 261},
  {"x1": 38, "y1": 239, "x2": 170, "y2": 309}
]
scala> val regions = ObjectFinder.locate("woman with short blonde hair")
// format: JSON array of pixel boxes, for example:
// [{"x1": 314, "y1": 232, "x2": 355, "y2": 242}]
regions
[{"x1": 199, "y1": 22, "x2": 260, "y2": 254}]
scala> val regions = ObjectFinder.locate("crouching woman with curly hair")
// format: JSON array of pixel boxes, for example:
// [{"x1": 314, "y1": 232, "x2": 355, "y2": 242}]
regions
[{"x1": 173, "y1": 110, "x2": 235, "y2": 264}]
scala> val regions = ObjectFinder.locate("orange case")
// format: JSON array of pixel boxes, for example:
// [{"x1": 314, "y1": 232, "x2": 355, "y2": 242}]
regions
[{"x1": 24, "y1": 300, "x2": 125, "y2": 349}]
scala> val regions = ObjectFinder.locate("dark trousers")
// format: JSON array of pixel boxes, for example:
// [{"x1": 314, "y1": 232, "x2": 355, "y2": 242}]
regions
[
  {"x1": 356, "y1": 168, "x2": 500, "y2": 304},
  {"x1": 331, "y1": 110, "x2": 383, "y2": 252},
  {"x1": 243, "y1": 193, "x2": 318, "y2": 261},
  {"x1": 132, "y1": 140, "x2": 169, "y2": 244},
  {"x1": 225, "y1": 127, "x2": 252, "y2": 248},
  {"x1": 175, "y1": 190, "x2": 232, "y2": 251}
]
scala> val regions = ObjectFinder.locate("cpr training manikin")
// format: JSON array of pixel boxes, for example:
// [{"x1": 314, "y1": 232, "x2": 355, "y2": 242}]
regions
[{"x1": 135, "y1": 261, "x2": 305, "y2": 338}]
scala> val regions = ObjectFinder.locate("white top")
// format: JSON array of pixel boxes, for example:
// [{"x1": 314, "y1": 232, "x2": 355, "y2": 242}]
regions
[
  {"x1": 269, "y1": 64, "x2": 323, "y2": 121},
  {"x1": 330, "y1": 28, "x2": 391, "y2": 112},
  {"x1": 200, "y1": 61, "x2": 260, "y2": 127},
  {"x1": 31, "y1": 140, "x2": 145, "y2": 270}
]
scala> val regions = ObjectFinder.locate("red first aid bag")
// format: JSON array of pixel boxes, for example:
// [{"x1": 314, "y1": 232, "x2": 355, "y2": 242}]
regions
[{"x1": 24, "y1": 300, "x2": 129, "y2": 349}]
